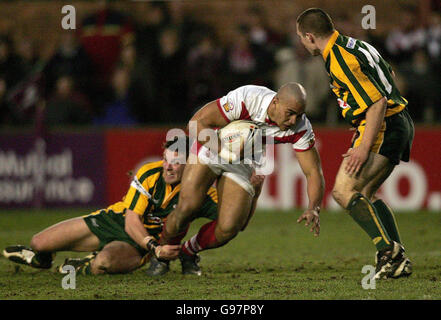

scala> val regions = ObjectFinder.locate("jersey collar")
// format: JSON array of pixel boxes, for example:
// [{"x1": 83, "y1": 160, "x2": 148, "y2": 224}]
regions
[
  {"x1": 322, "y1": 30, "x2": 340, "y2": 61},
  {"x1": 265, "y1": 116, "x2": 278, "y2": 126}
]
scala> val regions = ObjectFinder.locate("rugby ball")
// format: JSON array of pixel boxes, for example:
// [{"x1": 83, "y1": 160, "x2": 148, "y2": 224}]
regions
[{"x1": 218, "y1": 120, "x2": 261, "y2": 163}]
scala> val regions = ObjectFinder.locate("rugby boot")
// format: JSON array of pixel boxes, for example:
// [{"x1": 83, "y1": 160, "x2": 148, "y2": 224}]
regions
[
  {"x1": 391, "y1": 258, "x2": 412, "y2": 279},
  {"x1": 3, "y1": 245, "x2": 53, "y2": 269},
  {"x1": 145, "y1": 256, "x2": 170, "y2": 276},
  {"x1": 374, "y1": 241, "x2": 412, "y2": 279},
  {"x1": 179, "y1": 252, "x2": 202, "y2": 276},
  {"x1": 57, "y1": 252, "x2": 97, "y2": 274}
]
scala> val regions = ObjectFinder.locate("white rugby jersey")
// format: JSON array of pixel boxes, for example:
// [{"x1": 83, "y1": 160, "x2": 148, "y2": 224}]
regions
[{"x1": 216, "y1": 85, "x2": 315, "y2": 152}]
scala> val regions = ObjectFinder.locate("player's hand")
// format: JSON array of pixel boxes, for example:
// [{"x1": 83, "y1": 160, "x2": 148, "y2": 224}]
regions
[
  {"x1": 342, "y1": 146, "x2": 369, "y2": 175},
  {"x1": 250, "y1": 172, "x2": 265, "y2": 189},
  {"x1": 154, "y1": 244, "x2": 181, "y2": 260},
  {"x1": 250, "y1": 171, "x2": 265, "y2": 198},
  {"x1": 297, "y1": 209, "x2": 320, "y2": 237}
]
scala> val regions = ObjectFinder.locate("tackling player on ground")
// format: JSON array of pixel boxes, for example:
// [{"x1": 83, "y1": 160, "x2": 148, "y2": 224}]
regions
[
  {"x1": 160, "y1": 82, "x2": 325, "y2": 261},
  {"x1": 3, "y1": 136, "x2": 223, "y2": 276},
  {"x1": 296, "y1": 8, "x2": 414, "y2": 279}
]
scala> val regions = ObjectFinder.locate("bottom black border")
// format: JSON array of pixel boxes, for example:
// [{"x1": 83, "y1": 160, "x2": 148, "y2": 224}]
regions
[{"x1": 0, "y1": 300, "x2": 439, "y2": 318}]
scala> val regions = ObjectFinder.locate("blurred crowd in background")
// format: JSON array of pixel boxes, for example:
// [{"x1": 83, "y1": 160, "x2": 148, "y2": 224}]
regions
[{"x1": 0, "y1": 0, "x2": 440, "y2": 128}]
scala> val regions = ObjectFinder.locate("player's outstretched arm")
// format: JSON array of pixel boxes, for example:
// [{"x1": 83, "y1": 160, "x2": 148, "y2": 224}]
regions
[
  {"x1": 125, "y1": 210, "x2": 180, "y2": 260},
  {"x1": 295, "y1": 146, "x2": 325, "y2": 236}
]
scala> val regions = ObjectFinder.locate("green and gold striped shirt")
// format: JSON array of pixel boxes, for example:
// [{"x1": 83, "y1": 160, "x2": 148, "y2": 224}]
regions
[
  {"x1": 323, "y1": 30, "x2": 407, "y2": 126},
  {"x1": 107, "y1": 160, "x2": 218, "y2": 226}
]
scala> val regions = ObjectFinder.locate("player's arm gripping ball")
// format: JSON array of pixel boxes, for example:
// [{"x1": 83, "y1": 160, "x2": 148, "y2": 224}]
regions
[{"x1": 218, "y1": 120, "x2": 261, "y2": 163}]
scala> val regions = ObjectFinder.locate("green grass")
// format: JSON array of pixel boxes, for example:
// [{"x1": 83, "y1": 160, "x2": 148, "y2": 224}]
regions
[{"x1": 0, "y1": 209, "x2": 441, "y2": 300}]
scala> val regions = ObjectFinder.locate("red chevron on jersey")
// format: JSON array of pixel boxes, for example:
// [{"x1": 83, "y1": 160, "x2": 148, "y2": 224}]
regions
[{"x1": 217, "y1": 85, "x2": 316, "y2": 152}]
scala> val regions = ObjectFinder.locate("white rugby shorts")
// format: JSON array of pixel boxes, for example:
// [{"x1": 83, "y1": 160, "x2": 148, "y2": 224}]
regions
[{"x1": 197, "y1": 145, "x2": 255, "y2": 197}]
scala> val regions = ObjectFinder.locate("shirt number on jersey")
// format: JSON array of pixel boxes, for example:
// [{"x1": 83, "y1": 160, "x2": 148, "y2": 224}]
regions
[{"x1": 358, "y1": 41, "x2": 392, "y2": 94}]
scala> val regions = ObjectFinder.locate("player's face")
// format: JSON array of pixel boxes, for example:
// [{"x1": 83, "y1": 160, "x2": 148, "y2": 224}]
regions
[
  {"x1": 273, "y1": 99, "x2": 305, "y2": 131},
  {"x1": 296, "y1": 26, "x2": 320, "y2": 56},
  {"x1": 162, "y1": 149, "x2": 186, "y2": 185},
  {"x1": 271, "y1": 98, "x2": 305, "y2": 131}
]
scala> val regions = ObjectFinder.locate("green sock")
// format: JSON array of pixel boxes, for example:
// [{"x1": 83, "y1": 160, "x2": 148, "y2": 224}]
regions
[
  {"x1": 373, "y1": 199, "x2": 401, "y2": 244},
  {"x1": 347, "y1": 193, "x2": 392, "y2": 251}
]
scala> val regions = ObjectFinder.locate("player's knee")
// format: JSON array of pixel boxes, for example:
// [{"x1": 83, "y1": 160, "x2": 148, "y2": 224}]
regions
[
  {"x1": 331, "y1": 188, "x2": 343, "y2": 206},
  {"x1": 215, "y1": 223, "x2": 241, "y2": 243},
  {"x1": 30, "y1": 234, "x2": 50, "y2": 252},
  {"x1": 331, "y1": 188, "x2": 352, "y2": 208}
]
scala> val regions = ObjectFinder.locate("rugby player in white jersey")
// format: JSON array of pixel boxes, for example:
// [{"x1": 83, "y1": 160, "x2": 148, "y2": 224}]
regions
[{"x1": 156, "y1": 82, "x2": 325, "y2": 263}]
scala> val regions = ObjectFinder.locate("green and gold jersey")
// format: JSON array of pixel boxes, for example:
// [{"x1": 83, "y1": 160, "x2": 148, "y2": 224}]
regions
[
  {"x1": 105, "y1": 160, "x2": 218, "y2": 230},
  {"x1": 322, "y1": 30, "x2": 407, "y2": 126}
]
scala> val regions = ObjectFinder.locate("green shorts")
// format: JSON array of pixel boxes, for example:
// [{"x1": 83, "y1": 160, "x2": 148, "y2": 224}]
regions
[
  {"x1": 352, "y1": 108, "x2": 414, "y2": 165},
  {"x1": 83, "y1": 209, "x2": 148, "y2": 256}
]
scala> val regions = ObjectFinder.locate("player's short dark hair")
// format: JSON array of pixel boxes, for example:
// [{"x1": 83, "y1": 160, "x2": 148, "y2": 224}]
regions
[
  {"x1": 163, "y1": 135, "x2": 191, "y2": 159},
  {"x1": 296, "y1": 8, "x2": 335, "y2": 37}
]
